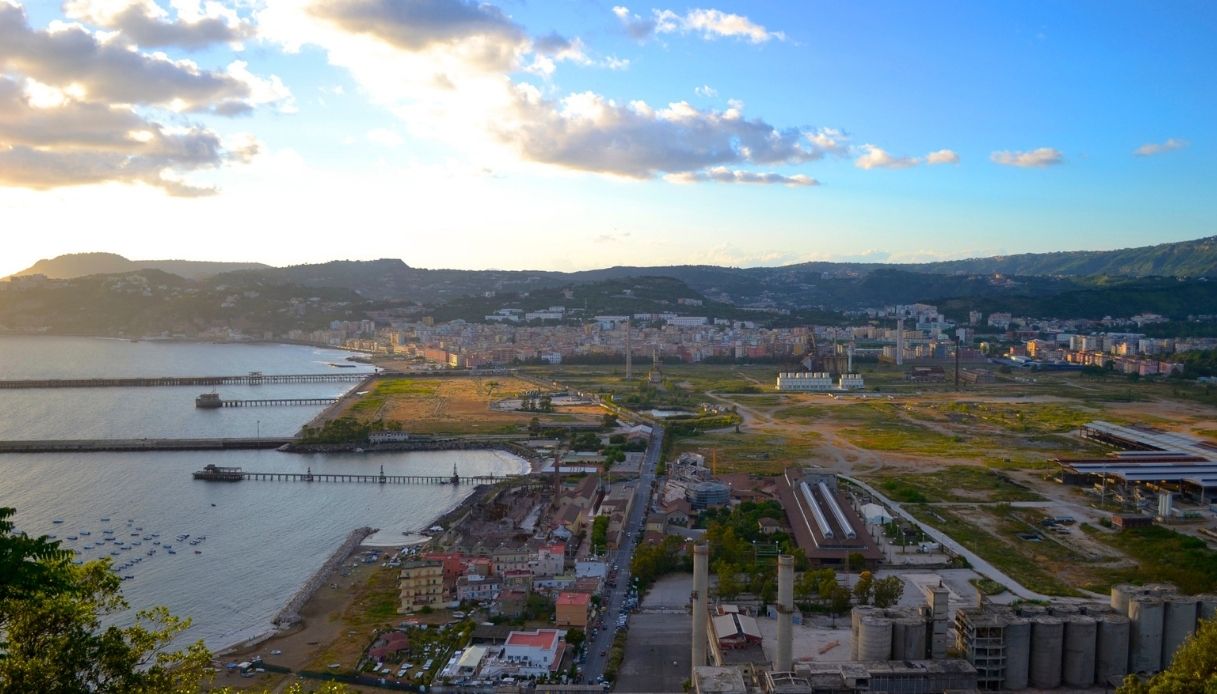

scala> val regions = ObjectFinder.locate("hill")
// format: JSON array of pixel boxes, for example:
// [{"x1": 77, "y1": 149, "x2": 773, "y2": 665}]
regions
[
  {"x1": 9, "y1": 252, "x2": 270, "y2": 280},
  {"x1": 908, "y1": 236, "x2": 1217, "y2": 277}
]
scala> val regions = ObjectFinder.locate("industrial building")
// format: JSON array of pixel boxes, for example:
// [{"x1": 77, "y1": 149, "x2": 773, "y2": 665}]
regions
[
  {"x1": 777, "y1": 471, "x2": 883, "y2": 567},
  {"x1": 775, "y1": 372, "x2": 865, "y2": 392},
  {"x1": 1055, "y1": 421, "x2": 1217, "y2": 503},
  {"x1": 690, "y1": 549, "x2": 1216, "y2": 692},
  {"x1": 954, "y1": 585, "x2": 1217, "y2": 690}
]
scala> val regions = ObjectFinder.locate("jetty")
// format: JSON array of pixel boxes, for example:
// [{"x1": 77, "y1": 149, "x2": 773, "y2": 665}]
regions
[
  {"x1": 0, "y1": 372, "x2": 371, "y2": 390},
  {"x1": 191, "y1": 463, "x2": 503, "y2": 486},
  {"x1": 195, "y1": 393, "x2": 338, "y2": 408},
  {"x1": 0, "y1": 438, "x2": 293, "y2": 453}
]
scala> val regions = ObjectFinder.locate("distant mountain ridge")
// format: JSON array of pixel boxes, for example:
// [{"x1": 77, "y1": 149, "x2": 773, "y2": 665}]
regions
[
  {"x1": 9, "y1": 236, "x2": 1217, "y2": 308},
  {"x1": 907, "y1": 236, "x2": 1217, "y2": 277},
  {"x1": 9, "y1": 252, "x2": 270, "y2": 280}
]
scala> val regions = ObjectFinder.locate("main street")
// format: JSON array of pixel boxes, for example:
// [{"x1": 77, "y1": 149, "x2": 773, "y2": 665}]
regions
[{"x1": 582, "y1": 425, "x2": 664, "y2": 685}]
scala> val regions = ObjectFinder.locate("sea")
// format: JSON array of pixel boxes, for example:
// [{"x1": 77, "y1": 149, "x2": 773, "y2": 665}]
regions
[{"x1": 0, "y1": 336, "x2": 528, "y2": 650}]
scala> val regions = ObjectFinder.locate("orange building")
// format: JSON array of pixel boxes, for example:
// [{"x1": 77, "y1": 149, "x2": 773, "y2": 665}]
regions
[{"x1": 555, "y1": 591, "x2": 591, "y2": 628}]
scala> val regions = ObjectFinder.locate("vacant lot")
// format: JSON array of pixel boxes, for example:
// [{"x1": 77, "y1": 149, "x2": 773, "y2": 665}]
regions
[
  {"x1": 335, "y1": 376, "x2": 600, "y2": 435},
  {"x1": 867, "y1": 466, "x2": 1043, "y2": 504}
]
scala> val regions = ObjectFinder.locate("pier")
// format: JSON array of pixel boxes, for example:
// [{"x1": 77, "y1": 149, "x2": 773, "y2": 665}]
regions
[
  {"x1": 0, "y1": 372, "x2": 372, "y2": 389},
  {"x1": 0, "y1": 438, "x2": 294, "y2": 453},
  {"x1": 192, "y1": 464, "x2": 504, "y2": 486},
  {"x1": 196, "y1": 395, "x2": 338, "y2": 408}
]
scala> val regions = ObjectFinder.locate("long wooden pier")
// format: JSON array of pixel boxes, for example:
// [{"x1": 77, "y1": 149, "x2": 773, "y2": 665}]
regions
[
  {"x1": 209, "y1": 397, "x2": 338, "y2": 408},
  {"x1": 192, "y1": 464, "x2": 504, "y2": 485},
  {"x1": 0, "y1": 372, "x2": 372, "y2": 389}
]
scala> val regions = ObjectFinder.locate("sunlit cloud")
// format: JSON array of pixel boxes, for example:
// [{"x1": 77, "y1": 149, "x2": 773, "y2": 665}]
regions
[
  {"x1": 613, "y1": 5, "x2": 784, "y2": 43},
  {"x1": 62, "y1": 0, "x2": 253, "y2": 50},
  {"x1": 990, "y1": 147, "x2": 1062, "y2": 167},
  {"x1": 926, "y1": 148, "x2": 959, "y2": 165},
  {"x1": 1134, "y1": 138, "x2": 1187, "y2": 157}
]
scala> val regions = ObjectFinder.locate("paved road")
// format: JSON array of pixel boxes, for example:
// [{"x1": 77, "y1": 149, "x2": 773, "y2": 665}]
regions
[{"x1": 582, "y1": 426, "x2": 664, "y2": 685}]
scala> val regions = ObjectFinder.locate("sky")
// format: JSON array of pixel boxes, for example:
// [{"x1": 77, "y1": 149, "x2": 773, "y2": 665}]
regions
[{"x1": 1, "y1": 0, "x2": 1214, "y2": 276}]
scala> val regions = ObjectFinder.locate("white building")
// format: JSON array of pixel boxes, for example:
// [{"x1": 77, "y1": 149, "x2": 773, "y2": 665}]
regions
[
  {"x1": 776, "y1": 372, "x2": 834, "y2": 392},
  {"x1": 501, "y1": 629, "x2": 564, "y2": 676},
  {"x1": 837, "y1": 373, "x2": 865, "y2": 390},
  {"x1": 368, "y1": 431, "x2": 410, "y2": 444}
]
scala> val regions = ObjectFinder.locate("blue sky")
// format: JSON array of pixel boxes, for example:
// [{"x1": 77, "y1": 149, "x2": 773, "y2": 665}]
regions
[{"x1": 0, "y1": 0, "x2": 1214, "y2": 275}]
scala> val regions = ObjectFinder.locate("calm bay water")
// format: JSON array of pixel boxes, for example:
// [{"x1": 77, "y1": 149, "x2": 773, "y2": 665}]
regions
[{"x1": 0, "y1": 336, "x2": 527, "y2": 649}]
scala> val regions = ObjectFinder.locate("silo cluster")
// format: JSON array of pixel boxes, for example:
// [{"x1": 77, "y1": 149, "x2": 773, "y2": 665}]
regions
[{"x1": 951, "y1": 585, "x2": 1215, "y2": 690}]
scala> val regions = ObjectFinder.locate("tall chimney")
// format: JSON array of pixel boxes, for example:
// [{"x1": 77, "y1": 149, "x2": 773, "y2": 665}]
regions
[
  {"x1": 692, "y1": 543, "x2": 709, "y2": 676},
  {"x1": 777, "y1": 554, "x2": 794, "y2": 671},
  {"x1": 896, "y1": 318, "x2": 905, "y2": 366}
]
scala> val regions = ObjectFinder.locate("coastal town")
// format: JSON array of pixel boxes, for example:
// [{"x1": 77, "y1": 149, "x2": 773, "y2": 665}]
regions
[{"x1": 201, "y1": 304, "x2": 1217, "y2": 693}]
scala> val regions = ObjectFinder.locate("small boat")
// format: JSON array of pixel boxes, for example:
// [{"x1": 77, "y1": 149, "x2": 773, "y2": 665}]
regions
[
  {"x1": 100, "y1": 517, "x2": 110, "y2": 522},
  {"x1": 122, "y1": 575, "x2": 134, "y2": 581},
  {"x1": 147, "y1": 550, "x2": 155, "y2": 556},
  {"x1": 66, "y1": 535, "x2": 77, "y2": 540},
  {"x1": 163, "y1": 544, "x2": 172, "y2": 549},
  {"x1": 132, "y1": 541, "x2": 142, "y2": 546},
  {"x1": 109, "y1": 551, "x2": 120, "y2": 556},
  {"x1": 52, "y1": 518, "x2": 64, "y2": 524},
  {"x1": 82, "y1": 544, "x2": 92, "y2": 550},
  {"x1": 150, "y1": 533, "x2": 159, "y2": 537},
  {"x1": 210, "y1": 503, "x2": 216, "y2": 507},
  {"x1": 194, "y1": 550, "x2": 202, "y2": 555},
  {"x1": 153, "y1": 541, "x2": 160, "y2": 545},
  {"x1": 80, "y1": 530, "x2": 91, "y2": 536},
  {"x1": 47, "y1": 534, "x2": 57, "y2": 539},
  {"x1": 102, "y1": 530, "x2": 114, "y2": 535},
  {"x1": 134, "y1": 526, "x2": 142, "y2": 531},
  {"x1": 167, "y1": 549, "x2": 176, "y2": 554}
]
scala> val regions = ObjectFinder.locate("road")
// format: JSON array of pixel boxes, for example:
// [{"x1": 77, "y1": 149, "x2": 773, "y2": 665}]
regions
[
  {"x1": 582, "y1": 425, "x2": 664, "y2": 685},
  {"x1": 841, "y1": 474, "x2": 1054, "y2": 601}
]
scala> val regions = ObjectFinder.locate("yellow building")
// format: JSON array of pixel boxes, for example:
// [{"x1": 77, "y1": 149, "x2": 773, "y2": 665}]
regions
[{"x1": 399, "y1": 560, "x2": 445, "y2": 613}]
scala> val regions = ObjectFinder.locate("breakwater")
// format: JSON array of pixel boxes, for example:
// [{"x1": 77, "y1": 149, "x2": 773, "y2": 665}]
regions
[
  {"x1": 0, "y1": 372, "x2": 372, "y2": 389},
  {"x1": 0, "y1": 437, "x2": 294, "y2": 453},
  {"x1": 273, "y1": 526, "x2": 377, "y2": 628},
  {"x1": 287, "y1": 438, "x2": 540, "y2": 461}
]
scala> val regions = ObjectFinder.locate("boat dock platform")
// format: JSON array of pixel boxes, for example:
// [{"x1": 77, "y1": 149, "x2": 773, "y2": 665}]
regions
[
  {"x1": 0, "y1": 438, "x2": 294, "y2": 453},
  {"x1": 192, "y1": 464, "x2": 502, "y2": 486},
  {"x1": 0, "y1": 372, "x2": 372, "y2": 389}
]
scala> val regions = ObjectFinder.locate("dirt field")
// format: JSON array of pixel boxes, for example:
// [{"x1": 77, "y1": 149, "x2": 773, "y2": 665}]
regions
[{"x1": 330, "y1": 376, "x2": 602, "y2": 435}]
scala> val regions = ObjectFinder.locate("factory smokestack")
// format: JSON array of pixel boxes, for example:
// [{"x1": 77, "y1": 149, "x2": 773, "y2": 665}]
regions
[
  {"x1": 692, "y1": 543, "x2": 709, "y2": 677},
  {"x1": 777, "y1": 554, "x2": 794, "y2": 671},
  {"x1": 896, "y1": 318, "x2": 905, "y2": 366}
]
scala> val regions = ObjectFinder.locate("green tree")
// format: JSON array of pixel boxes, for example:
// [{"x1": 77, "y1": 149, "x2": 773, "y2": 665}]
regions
[
  {"x1": 828, "y1": 584, "x2": 852, "y2": 618},
  {"x1": 852, "y1": 570, "x2": 875, "y2": 606},
  {"x1": 0, "y1": 510, "x2": 210, "y2": 693},
  {"x1": 872, "y1": 576, "x2": 905, "y2": 608},
  {"x1": 565, "y1": 627, "x2": 586, "y2": 653},
  {"x1": 1118, "y1": 616, "x2": 1217, "y2": 693},
  {"x1": 715, "y1": 561, "x2": 743, "y2": 599}
]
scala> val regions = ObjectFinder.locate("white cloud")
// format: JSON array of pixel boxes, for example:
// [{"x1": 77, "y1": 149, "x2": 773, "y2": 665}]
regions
[
  {"x1": 854, "y1": 144, "x2": 917, "y2": 170},
  {"x1": 366, "y1": 127, "x2": 403, "y2": 147},
  {"x1": 665, "y1": 166, "x2": 817, "y2": 187},
  {"x1": 501, "y1": 87, "x2": 841, "y2": 179},
  {"x1": 1134, "y1": 138, "x2": 1187, "y2": 157},
  {"x1": 926, "y1": 148, "x2": 959, "y2": 165},
  {"x1": 0, "y1": 76, "x2": 253, "y2": 195},
  {"x1": 990, "y1": 147, "x2": 1063, "y2": 167},
  {"x1": 0, "y1": 2, "x2": 287, "y2": 114},
  {"x1": 0, "y1": 2, "x2": 282, "y2": 195},
  {"x1": 614, "y1": 5, "x2": 783, "y2": 43},
  {"x1": 62, "y1": 0, "x2": 252, "y2": 50},
  {"x1": 260, "y1": 0, "x2": 840, "y2": 187},
  {"x1": 694, "y1": 84, "x2": 716, "y2": 97}
]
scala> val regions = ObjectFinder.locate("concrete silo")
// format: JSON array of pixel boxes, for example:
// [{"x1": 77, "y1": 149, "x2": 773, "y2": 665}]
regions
[
  {"x1": 1062, "y1": 615, "x2": 1097, "y2": 688},
  {"x1": 1029, "y1": 616, "x2": 1064, "y2": 689},
  {"x1": 1094, "y1": 611, "x2": 1131, "y2": 685},
  {"x1": 1128, "y1": 596, "x2": 1165, "y2": 673},
  {"x1": 1162, "y1": 596, "x2": 1198, "y2": 667}
]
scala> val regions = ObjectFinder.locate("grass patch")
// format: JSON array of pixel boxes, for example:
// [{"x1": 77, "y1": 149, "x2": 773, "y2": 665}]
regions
[
  {"x1": 907, "y1": 504, "x2": 1081, "y2": 597},
  {"x1": 670, "y1": 429, "x2": 822, "y2": 476},
  {"x1": 869, "y1": 466, "x2": 1043, "y2": 503},
  {"x1": 1084, "y1": 525, "x2": 1217, "y2": 594},
  {"x1": 971, "y1": 577, "x2": 1007, "y2": 596}
]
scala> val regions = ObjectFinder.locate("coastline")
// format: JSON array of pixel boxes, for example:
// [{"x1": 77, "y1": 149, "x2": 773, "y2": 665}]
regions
[{"x1": 211, "y1": 482, "x2": 495, "y2": 661}]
